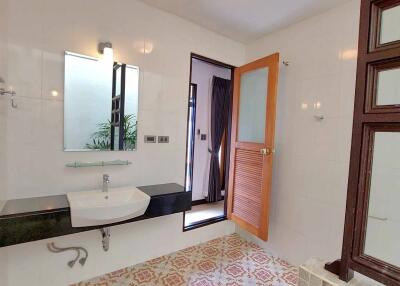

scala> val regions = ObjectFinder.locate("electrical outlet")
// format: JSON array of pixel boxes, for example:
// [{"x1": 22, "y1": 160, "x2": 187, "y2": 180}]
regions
[{"x1": 158, "y1": 136, "x2": 169, "y2": 143}]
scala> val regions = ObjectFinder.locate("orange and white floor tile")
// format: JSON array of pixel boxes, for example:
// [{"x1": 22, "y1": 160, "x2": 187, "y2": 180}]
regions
[{"x1": 73, "y1": 233, "x2": 298, "y2": 286}]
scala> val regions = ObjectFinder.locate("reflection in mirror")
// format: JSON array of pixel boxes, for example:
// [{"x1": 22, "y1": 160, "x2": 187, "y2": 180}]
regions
[
  {"x1": 364, "y1": 132, "x2": 400, "y2": 267},
  {"x1": 380, "y1": 4, "x2": 400, "y2": 45},
  {"x1": 376, "y1": 65, "x2": 400, "y2": 106},
  {"x1": 64, "y1": 52, "x2": 139, "y2": 151}
]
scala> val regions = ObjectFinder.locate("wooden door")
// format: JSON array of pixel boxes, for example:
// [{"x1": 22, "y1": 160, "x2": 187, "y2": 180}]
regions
[{"x1": 227, "y1": 53, "x2": 279, "y2": 241}]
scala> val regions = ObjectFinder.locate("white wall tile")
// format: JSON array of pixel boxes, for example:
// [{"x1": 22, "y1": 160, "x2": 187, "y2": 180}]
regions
[
  {"x1": 0, "y1": 1, "x2": 245, "y2": 285},
  {"x1": 1, "y1": 214, "x2": 235, "y2": 286},
  {"x1": 238, "y1": 0, "x2": 360, "y2": 266}
]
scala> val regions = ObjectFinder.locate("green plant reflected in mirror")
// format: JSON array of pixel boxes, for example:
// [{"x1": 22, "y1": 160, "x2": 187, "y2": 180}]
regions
[
  {"x1": 64, "y1": 52, "x2": 139, "y2": 151},
  {"x1": 85, "y1": 114, "x2": 137, "y2": 150}
]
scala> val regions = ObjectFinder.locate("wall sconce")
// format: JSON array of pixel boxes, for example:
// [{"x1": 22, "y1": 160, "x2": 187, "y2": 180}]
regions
[
  {"x1": 98, "y1": 42, "x2": 112, "y2": 54},
  {"x1": 98, "y1": 42, "x2": 114, "y2": 65}
]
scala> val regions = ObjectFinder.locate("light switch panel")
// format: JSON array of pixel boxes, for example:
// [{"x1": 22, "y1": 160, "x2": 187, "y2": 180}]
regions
[{"x1": 144, "y1": 135, "x2": 157, "y2": 143}]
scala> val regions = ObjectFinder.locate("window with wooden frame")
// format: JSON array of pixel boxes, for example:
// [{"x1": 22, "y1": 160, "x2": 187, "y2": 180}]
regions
[{"x1": 326, "y1": 0, "x2": 400, "y2": 285}]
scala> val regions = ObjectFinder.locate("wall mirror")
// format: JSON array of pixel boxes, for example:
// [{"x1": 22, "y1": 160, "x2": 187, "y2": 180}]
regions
[{"x1": 64, "y1": 52, "x2": 139, "y2": 151}]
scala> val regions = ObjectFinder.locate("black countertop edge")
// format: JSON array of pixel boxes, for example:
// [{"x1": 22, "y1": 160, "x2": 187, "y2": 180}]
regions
[
  {"x1": 0, "y1": 183, "x2": 187, "y2": 219},
  {"x1": 0, "y1": 183, "x2": 192, "y2": 248}
]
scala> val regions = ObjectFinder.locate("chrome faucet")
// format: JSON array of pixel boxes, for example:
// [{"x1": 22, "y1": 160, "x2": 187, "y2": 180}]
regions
[{"x1": 102, "y1": 174, "x2": 110, "y2": 193}]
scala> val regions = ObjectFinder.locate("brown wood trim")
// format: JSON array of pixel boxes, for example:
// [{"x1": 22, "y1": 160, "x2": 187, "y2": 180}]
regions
[
  {"x1": 365, "y1": 57, "x2": 400, "y2": 113},
  {"x1": 224, "y1": 67, "x2": 236, "y2": 218},
  {"x1": 235, "y1": 142, "x2": 264, "y2": 151},
  {"x1": 353, "y1": 255, "x2": 400, "y2": 283},
  {"x1": 227, "y1": 67, "x2": 241, "y2": 220},
  {"x1": 337, "y1": 1, "x2": 371, "y2": 280},
  {"x1": 259, "y1": 53, "x2": 279, "y2": 241},
  {"x1": 332, "y1": 0, "x2": 400, "y2": 284},
  {"x1": 349, "y1": 259, "x2": 400, "y2": 285},
  {"x1": 360, "y1": 113, "x2": 400, "y2": 121},
  {"x1": 352, "y1": 124, "x2": 400, "y2": 283},
  {"x1": 191, "y1": 53, "x2": 236, "y2": 70},
  {"x1": 370, "y1": 0, "x2": 400, "y2": 52},
  {"x1": 325, "y1": 260, "x2": 342, "y2": 276},
  {"x1": 231, "y1": 213, "x2": 259, "y2": 236}
]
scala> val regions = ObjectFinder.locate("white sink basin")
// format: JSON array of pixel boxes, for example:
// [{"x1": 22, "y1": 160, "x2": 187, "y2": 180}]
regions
[{"x1": 67, "y1": 186, "x2": 151, "y2": 227}]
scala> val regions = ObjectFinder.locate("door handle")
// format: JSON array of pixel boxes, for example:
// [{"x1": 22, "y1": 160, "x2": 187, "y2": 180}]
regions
[{"x1": 260, "y1": 148, "x2": 275, "y2": 156}]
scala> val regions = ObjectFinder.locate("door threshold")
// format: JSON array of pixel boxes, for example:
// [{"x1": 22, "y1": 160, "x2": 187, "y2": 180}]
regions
[{"x1": 183, "y1": 215, "x2": 226, "y2": 232}]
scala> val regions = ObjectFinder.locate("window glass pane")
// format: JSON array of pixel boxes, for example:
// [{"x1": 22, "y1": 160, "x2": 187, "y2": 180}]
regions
[
  {"x1": 364, "y1": 132, "x2": 400, "y2": 267},
  {"x1": 237, "y1": 67, "x2": 268, "y2": 143},
  {"x1": 380, "y1": 4, "x2": 400, "y2": 45},
  {"x1": 376, "y1": 66, "x2": 400, "y2": 106}
]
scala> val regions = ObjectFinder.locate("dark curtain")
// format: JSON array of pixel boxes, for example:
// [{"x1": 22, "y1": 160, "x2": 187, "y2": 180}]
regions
[{"x1": 207, "y1": 76, "x2": 232, "y2": 203}]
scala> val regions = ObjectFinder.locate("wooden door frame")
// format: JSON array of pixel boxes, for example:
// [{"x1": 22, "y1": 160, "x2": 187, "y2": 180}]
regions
[
  {"x1": 325, "y1": 0, "x2": 400, "y2": 285},
  {"x1": 182, "y1": 53, "x2": 236, "y2": 231},
  {"x1": 227, "y1": 53, "x2": 280, "y2": 241}
]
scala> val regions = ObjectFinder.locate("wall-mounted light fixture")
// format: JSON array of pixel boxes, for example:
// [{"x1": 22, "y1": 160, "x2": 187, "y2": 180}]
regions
[
  {"x1": 98, "y1": 42, "x2": 112, "y2": 54},
  {"x1": 98, "y1": 41, "x2": 114, "y2": 67}
]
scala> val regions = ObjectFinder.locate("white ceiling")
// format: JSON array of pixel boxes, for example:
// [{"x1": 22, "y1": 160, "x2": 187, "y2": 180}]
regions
[{"x1": 139, "y1": 0, "x2": 350, "y2": 43}]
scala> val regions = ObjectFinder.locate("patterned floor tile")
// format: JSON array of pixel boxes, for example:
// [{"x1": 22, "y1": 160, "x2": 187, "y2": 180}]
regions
[{"x1": 72, "y1": 234, "x2": 298, "y2": 286}]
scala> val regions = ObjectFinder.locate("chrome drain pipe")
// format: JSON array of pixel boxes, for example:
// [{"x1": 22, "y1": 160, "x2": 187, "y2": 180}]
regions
[{"x1": 100, "y1": 227, "x2": 111, "y2": 251}]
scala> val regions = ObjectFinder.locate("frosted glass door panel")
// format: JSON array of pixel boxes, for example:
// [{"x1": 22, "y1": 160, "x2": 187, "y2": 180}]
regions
[
  {"x1": 376, "y1": 66, "x2": 400, "y2": 106},
  {"x1": 238, "y1": 67, "x2": 268, "y2": 143},
  {"x1": 380, "y1": 4, "x2": 400, "y2": 45},
  {"x1": 364, "y1": 132, "x2": 400, "y2": 267}
]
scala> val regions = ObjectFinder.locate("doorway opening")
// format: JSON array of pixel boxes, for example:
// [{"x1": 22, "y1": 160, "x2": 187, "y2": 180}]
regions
[{"x1": 183, "y1": 53, "x2": 235, "y2": 231}]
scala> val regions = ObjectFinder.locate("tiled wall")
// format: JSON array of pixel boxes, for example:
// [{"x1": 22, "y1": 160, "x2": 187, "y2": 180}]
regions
[
  {"x1": 0, "y1": 0, "x2": 244, "y2": 285},
  {"x1": 0, "y1": 0, "x2": 8, "y2": 203},
  {"x1": 237, "y1": 0, "x2": 360, "y2": 265},
  {"x1": 298, "y1": 259, "x2": 383, "y2": 286},
  {"x1": 0, "y1": 0, "x2": 246, "y2": 201}
]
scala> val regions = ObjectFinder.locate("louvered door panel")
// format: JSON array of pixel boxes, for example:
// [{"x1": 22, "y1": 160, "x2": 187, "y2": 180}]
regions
[{"x1": 232, "y1": 149, "x2": 263, "y2": 228}]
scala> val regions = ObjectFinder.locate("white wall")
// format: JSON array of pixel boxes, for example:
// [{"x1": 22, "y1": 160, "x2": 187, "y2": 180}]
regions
[
  {"x1": 237, "y1": 0, "x2": 360, "y2": 266},
  {"x1": 0, "y1": 0, "x2": 368, "y2": 283},
  {"x1": 0, "y1": 0, "x2": 245, "y2": 201},
  {"x1": 0, "y1": 1, "x2": 9, "y2": 284},
  {"x1": 190, "y1": 59, "x2": 231, "y2": 201},
  {"x1": 2, "y1": 215, "x2": 235, "y2": 285},
  {"x1": 0, "y1": 0, "x2": 8, "y2": 204},
  {"x1": 0, "y1": 0, "x2": 244, "y2": 285}
]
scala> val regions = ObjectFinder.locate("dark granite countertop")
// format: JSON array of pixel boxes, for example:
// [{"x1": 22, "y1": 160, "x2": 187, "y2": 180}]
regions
[
  {"x1": 0, "y1": 183, "x2": 185, "y2": 219},
  {"x1": 0, "y1": 195, "x2": 69, "y2": 219},
  {"x1": 0, "y1": 183, "x2": 190, "y2": 247}
]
